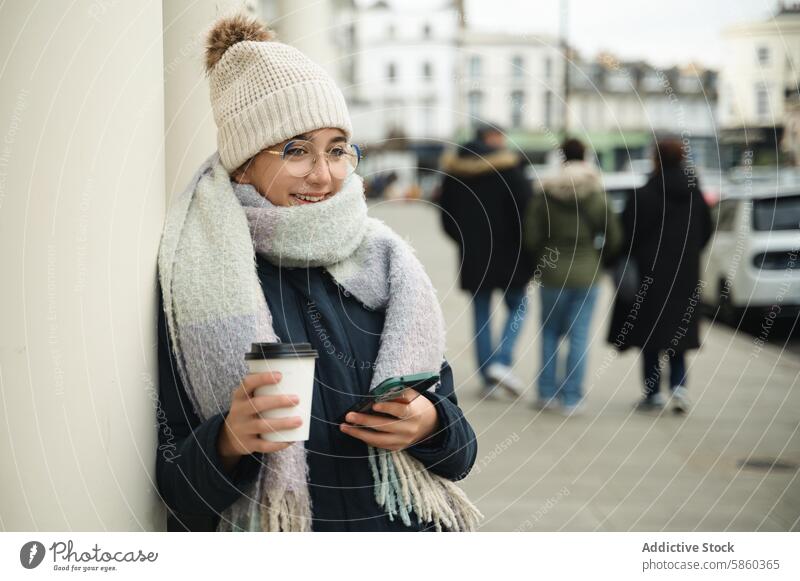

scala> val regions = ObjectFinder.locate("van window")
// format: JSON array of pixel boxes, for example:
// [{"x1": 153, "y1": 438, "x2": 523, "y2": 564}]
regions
[{"x1": 752, "y1": 195, "x2": 800, "y2": 231}]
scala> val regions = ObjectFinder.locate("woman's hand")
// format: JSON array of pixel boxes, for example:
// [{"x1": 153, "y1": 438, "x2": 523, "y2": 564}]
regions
[
  {"x1": 340, "y1": 389, "x2": 439, "y2": 451},
  {"x1": 217, "y1": 371, "x2": 302, "y2": 473}
]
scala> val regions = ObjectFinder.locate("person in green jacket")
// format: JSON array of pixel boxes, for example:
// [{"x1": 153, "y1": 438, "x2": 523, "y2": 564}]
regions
[{"x1": 524, "y1": 139, "x2": 621, "y2": 415}]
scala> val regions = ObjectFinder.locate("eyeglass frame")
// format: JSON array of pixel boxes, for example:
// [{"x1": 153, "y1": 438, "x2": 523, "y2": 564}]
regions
[{"x1": 260, "y1": 139, "x2": 363, "y2": 178}]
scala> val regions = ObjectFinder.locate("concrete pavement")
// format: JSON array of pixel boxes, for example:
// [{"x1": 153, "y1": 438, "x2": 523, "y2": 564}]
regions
[{"x1": 371, "y1": 199, "x2": 800, "y2": 531}]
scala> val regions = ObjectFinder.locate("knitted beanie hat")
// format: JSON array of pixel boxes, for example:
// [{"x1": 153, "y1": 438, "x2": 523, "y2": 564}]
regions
[{"x1": 205, "y1": 14, "x2": 353, "y2": 172}]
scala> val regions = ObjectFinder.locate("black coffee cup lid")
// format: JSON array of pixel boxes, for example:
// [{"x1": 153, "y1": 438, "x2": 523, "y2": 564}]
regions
[{"x1": 245, "y1": 342, "x2": 319, "y2": 360}]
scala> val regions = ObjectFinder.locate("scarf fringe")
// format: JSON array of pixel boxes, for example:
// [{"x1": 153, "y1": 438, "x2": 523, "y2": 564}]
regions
[
  {"x1": 369, "y1": 448, "x2": 484, "y2": 532},
  {"x1": 259, "y1": 488, "x2": 313, "y2": 532},
  {"x1": 216, "y1": 486, "x2": 312, "y2": 532}
]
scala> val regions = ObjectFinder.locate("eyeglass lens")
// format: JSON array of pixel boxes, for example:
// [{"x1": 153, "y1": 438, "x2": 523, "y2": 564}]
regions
[{"x1": 281, "y1": 140, "x2": 361, "y2": 178}]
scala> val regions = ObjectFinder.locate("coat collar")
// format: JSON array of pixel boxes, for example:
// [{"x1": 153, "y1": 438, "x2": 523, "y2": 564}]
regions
[
  {"x1": 440, "y1": 149, "x2": 520, "y2": 177},
  {"x1": 539, "y1": 160, "x2": 602, "y2": 200}
]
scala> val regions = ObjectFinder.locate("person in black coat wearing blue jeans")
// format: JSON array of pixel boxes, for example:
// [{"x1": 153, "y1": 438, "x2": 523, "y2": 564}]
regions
[{"x1": 438, "y1": 124, "x2": 534, "y2": 398}]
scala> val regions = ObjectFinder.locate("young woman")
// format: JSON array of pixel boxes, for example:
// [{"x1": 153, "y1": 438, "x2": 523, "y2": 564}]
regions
[
  {"x1": 155, "y1": 14, "x2": 479, "y2": 532},
  {"x1": 606, "y1": 139, "x2": 712, "y2": 413}
]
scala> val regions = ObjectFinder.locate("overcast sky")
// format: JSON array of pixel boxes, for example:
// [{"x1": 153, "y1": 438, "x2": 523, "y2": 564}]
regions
[{"x1": 363, "y1": 0, "x2": 780, "y2": 68}]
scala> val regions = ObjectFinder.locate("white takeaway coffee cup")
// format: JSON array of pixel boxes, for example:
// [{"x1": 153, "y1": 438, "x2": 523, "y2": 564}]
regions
[{"x1": 245, "y1": 342, "x2": 318, "y2": 442}]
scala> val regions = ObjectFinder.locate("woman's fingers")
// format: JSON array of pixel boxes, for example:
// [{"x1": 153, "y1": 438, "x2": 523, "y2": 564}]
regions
[
  {"x1": 341, "y1": 395, "x2": 438, "y2": 450},
  {"x1": 345, "y1": 411, "x2": 409, "y2": 432},
  {"x1": 236, "y1": 371, "x2": 283, "y2": 399},
  {"x1": 371, "y1": 401, "x2": 413, "y2": 419},
  {"x1": 244, "y1": 394, "x2": 299, "y2": 414},
  {"x1": 340, "y1": 423, "x2": 407, "y2": 450},
  {"x1": 390, "y1": 388, "x2": 419, "y2": 404},
  {"x1": 253, "y1": 440, "x2": 292, "y2": 454},
  {"x1": 248, "y1": 416, "x2": 303, "y2": 434}
]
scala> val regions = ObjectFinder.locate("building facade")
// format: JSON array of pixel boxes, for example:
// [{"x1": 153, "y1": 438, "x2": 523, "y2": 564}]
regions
[
  {"x1": 338, "y1": 2, "x2": 720, "y2": 172},
  {"x1": 340, "y1": 0, "x2": 460, "y2": 145},
  {"x1": 567, "y1": 56, "x2": 718, "y2": 171},
  {"x1": 718, "y1": 3, "x2": 800, "y2": 166},
  {"x1": 455, "y1": 31, "x2": 564, "y2": 159}
]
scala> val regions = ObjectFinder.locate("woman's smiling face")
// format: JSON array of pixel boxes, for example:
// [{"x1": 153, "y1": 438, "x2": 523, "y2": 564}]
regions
[{"x1": 233, "y1": 127, "x2": 348, "y2": 207}]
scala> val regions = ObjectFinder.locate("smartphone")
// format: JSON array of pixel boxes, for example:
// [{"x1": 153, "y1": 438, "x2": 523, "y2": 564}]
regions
[{"x1": 339, "y1": 371, "x2": 440, "y2": 423}]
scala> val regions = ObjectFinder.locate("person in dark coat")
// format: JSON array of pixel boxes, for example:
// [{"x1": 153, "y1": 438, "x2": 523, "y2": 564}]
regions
[
  {"x1": 606, "y1": 139, "x2": 712, "y2": 413},
  {"x1": 155, "y1": 13, "x2": 479, "y2": 532},
  {"x1": 438, "y1": 124, "x2": 534, "y2": 398}
]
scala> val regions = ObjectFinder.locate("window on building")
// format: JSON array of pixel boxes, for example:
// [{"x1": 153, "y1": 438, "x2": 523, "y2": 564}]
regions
[
  {"x1": 544, "y1": 90, "x2": 553, "y2": 129},
  {"x1": 469, "y1": 55, "x2": 481, "y2": 78},
  {"x1": 420, "y1": 102, "x2": 435, "y2": 135},
  {"x1": 384, "y1": 99, "x2": 404, "y2": 138},
  {"x1": 387, "y1": 62, "x2": 397, "y2": 83},
  {"x1": 757, "y1": 45, "x2": 770, "y2": 66},
  {"x1": 725, "y1": 83, "x2": 736, "y2": 116},
  {"x1": 423, "y1": 23, "x2": 432, "y2": 39},
  {"x1": 512, "y1": 55, "x2": 524, "y2": 79},
  {"x1": 581, "y1": 100, "x2": 590, "y2": 128},
  {"x1": 511, "y1": 90, "x2": 525, "y2": 128},
  {"x1": 544, "y1": 57, "x2": 552, "y2": 78},
  {"x1": 468, "y1": 90, "x2": 483, "y2": 125},
  {"x1": 756, "y1": 83, "x2": 770, "y2": 118},
  {"x1": 423, "y1": 61, "x2": 433, "y2": 80}
]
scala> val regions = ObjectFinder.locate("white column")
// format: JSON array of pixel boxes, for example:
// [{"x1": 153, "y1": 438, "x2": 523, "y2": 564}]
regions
[
  {"x1": 0, "y1": 0, "x2": 165, "y2": 530},
  {"x1": 162, "y1": 0, "x2": 340, "y2": 198},
  {"x1": 162, "y1": 0, "x2": 242, "y2": 198},
  {"x1": 276, "y1": 0, "x2": 339, "y2": 79}
]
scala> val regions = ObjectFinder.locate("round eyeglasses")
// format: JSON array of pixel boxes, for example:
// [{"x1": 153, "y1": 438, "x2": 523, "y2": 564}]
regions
[{"x1": 263, "y1": 140, "x2": 362, "y2": 179}]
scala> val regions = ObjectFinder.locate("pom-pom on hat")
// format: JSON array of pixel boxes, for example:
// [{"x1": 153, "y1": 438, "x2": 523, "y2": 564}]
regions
[{"x1": 205, "y1": 13, "x2": 352, "y2": 172}]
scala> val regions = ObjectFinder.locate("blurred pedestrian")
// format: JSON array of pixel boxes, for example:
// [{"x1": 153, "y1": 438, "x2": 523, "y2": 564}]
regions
[
  {"x1": 606, "y1": 139, "x2": 712, "y2": 413},
  {"x1": 439, "y1": 124, "x2": 534, "y2": 398},
  {"x1": 524, "y1": 138, "x2": 621, "y2": 416}
]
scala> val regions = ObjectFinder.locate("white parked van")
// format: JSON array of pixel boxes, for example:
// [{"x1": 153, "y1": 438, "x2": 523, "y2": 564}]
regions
[{"x1": 702, "y1": 183, "x2": 800, "y2": 319}]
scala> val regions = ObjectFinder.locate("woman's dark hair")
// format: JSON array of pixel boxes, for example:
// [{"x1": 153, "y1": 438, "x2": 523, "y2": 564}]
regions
[
  {"x1": 561, "y1": 138, "x2": 585, "y2": 162},
  {"x1": 653, "y1": 138, "x2": 685, "y2": 173}
]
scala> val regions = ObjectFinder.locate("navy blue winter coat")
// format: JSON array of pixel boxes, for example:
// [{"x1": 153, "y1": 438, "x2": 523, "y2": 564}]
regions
[{"x1": 156, "y1": 254, "x2": 478, "y2": 531}]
